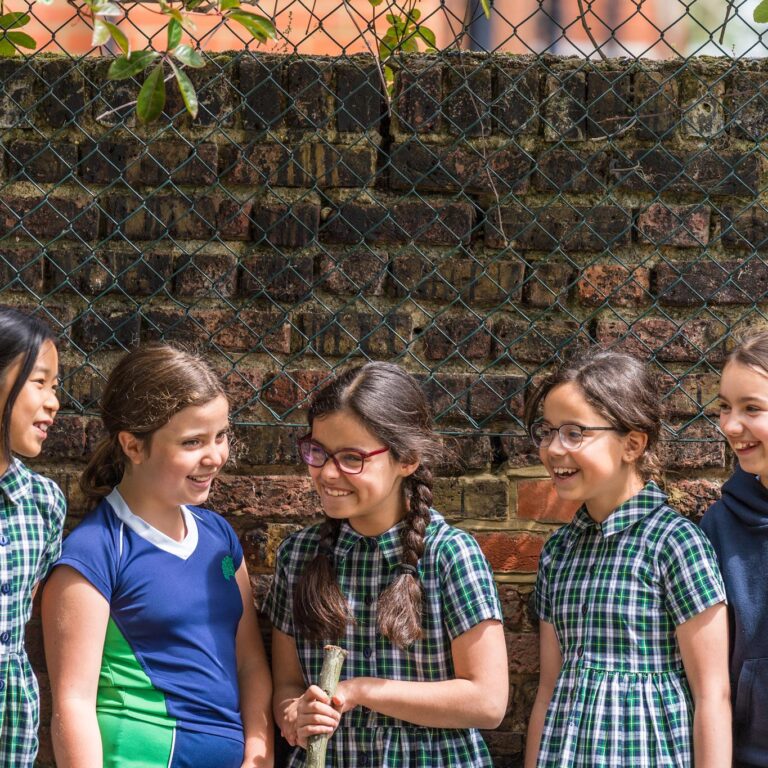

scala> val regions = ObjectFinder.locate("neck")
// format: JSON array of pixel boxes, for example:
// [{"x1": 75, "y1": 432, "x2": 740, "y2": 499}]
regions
[
  {"x1": 116, "y1": 476, "x2": 187, "y2": 542},
  {"x1": 585, "y1": 474, "x2": 647, "y2": 523}
]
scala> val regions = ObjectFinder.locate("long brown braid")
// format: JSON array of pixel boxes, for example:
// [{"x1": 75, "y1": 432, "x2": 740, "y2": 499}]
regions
[{"x1": 292, "y1": 362, "x2": 442, "y2": 648}]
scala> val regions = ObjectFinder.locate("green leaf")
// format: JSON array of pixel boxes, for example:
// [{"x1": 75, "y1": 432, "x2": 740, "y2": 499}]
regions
[
  {"x1": 6, "y1": 30, "x2": 36, "y2": 49},
  {"x1": 400, "y1": 36, "x2": 419, "y2": 53},
  {"x1": 228, "y1": 10, "x2": 276, "y2": 42},
  {"x1": 171, "y1": 43, "x2": 204, "y2": 67},
  {"x1": 170, "y1": 60, "x2": 198, "y2": 118},
  {"x1": 167, "y1": 17, "x2": 182, "y2": 49},
  {"x1": 0, "y1": 12, "x2": 29, "y2": 29},
  {"x1": 89, "y1": 0, "x2": 121, "y2": 14},
  {"x1": 385, "y1": 13, "x2": 398, "y2": 23},
  {"x1": 91, "y1": 19, "x2": 110, "y2": 46},
  {"x1": 220, "y1": 0, "x2": 240, "y2": 10},
  {"x1": 0, "y1": 37, "x2": 15, "y2": 56},
  {"x1": 104, "y1": 21, "x2": 130, "y2": 54},
  {"x1": 384, "y1": 64, "x2": 394, "y2": 97},
  {"x1": 408, "y1": 8, "x2": 421, "y2": 21},
  {"x1": 379, "y1": 39, "x2": 394, "y2": 59},
  {"x1": 107, "y1": 50, "x2": 159, "y2": 80},
  {"x1": 416, "y1": 25, "x2": 436, "y2": 48},
  {"x1": 755, "y1": 0, "x2": 768, "y2": 22},
  {"x1": 480, "y1": 0, "x2": 491, "y2": 18},
  {"x1": 158, "y1": 1, "x2": 185, "y2": 23},
  {"x1": 136, "y1": 63, "x2": 166, "y2": 123},
  {"x1": 368, "y1": 0, "x2": 384, "y2": 6}
]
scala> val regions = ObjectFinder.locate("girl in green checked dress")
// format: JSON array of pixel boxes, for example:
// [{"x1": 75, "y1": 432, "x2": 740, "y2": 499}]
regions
[
  {"x1": 524, "y1": 349, "x2": 731, "y2": 768},
  {"x1": 266, "y1": 361, "x2": 509, "y2": 768},
  {"x1": 0, "y1": 308, "x2": 65, "y2": 767}
]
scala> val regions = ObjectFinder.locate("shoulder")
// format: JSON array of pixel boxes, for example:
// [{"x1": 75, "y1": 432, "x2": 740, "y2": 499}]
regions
[
  {"x1": 276, "y1": 522, "x2": 323, "y2": 560},
  {"x1": 26, "y1": 467, "x2": 66, "y2": 523},
  {"x1": 62, "y1": 497, "x2": 120, "y2": 550},
  {"x1": 647, "y1": 504, "x2": 717, "y2": 556},
  {"x1": 187, "y1": 505, "x2": 236, "y2": 537},
  {"x1": 426, "y1": 514, "x2": 488, "y2": 570}
]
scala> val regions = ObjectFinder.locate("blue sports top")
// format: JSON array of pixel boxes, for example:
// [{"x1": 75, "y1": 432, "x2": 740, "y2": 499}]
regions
[{"x1": 54, "y1": 489, "x2": 245, "y2": 741}]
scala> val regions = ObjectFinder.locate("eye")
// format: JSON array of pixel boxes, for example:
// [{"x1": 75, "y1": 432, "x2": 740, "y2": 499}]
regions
[
  {"x1": 337, "y1": 452, "x2": 364, "y2": 470},
  {"x1": 746, "y1": 405, "x2": 762, "y2": 414},
  {"x1": 717, "y1": 401, "x2": 729, "y2": 412},
  {"x1": 183, "y1": 439, "x2": 201, "y2": 447},
  {"x1": 562, "y1": 426, "x2": 583, "y2": 443},
  {"x1": 216, "y1": 430, "x2": 229, "y2": 442}
]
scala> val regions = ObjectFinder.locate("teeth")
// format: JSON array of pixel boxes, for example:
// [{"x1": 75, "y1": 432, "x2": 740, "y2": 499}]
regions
[
  {"x1": 325, "y1": 488, "x2": 351, "y2": 497},
  {"x1": 733, "y1": 442, "x2": 758, "y2": 450},
  {"x1": 35, "y1": 423, "x2": 48, "y2": 433},
  {"x1": 552, "y1": 467, "x2": 577, "y2": 477},
  {"x1": 189, "y1": 475, "x2": 213, "y2": 482}
]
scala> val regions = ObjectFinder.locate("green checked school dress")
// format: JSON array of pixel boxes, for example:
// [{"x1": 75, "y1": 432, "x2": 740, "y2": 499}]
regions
[
  {"x1": 534, "y1": 482, "x2": 726, "y2": 767},
  {"x1": 266, "y1": 509, "x2": 503, "y2": 768},
  {"x1": 0, "y1": 458, "x2": 66, "y2": 766}
]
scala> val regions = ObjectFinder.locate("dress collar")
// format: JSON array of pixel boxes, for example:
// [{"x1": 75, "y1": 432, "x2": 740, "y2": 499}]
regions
[
  {"x1": 570, "y1": 481, "x2": 668, "y2": 539},
  {"x1": 0, "y1": 458, "x2": 32, "y2": 506}
]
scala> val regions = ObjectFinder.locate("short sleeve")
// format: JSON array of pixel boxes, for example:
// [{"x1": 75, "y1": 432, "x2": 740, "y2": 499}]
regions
[
  {"x1": 35, "y1": 480, "x2": 67, "y2": 583},
  {"x1": 439, "y1": 531, "x2": 502, "y2": 640},
  {"x1": 660, "y1": 520, "x2": 727, "y2": 625},
  {"x1": 55, "y1": 510, "x2": 118, "y2": 602},
  {"x1": 264, "y1": 539, "x2": 295, "y2": 636},
  {"x1": 533, "y1": 538, "x2": 555, "y2": 624}
]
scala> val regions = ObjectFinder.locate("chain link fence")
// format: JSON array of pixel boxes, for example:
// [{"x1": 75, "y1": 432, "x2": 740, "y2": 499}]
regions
[{"x1": 0, "y1": 0, "x2": 766, "y2": 458}]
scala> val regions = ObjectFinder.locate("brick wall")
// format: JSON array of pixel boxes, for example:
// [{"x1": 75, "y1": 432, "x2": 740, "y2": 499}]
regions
[{"x1": 6, "y1": 52, "x2": 760, "y2": 766}]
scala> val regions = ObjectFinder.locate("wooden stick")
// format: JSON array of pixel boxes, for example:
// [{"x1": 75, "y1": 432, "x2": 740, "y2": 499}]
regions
[{"x1": 306, "y1": 645, "x2": 348, "y2": 768}]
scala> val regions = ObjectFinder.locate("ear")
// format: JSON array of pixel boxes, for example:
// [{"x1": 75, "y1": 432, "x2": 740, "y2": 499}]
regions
[
  {"x1": 622, "y1": 430, "x2": 648, "y2": 464},
  {"x1": 118, "y1": 431, "x2": 146, "y2": 466},
  {"x1": 399, "y1": 460, "x2": 420, "y2": 479}
]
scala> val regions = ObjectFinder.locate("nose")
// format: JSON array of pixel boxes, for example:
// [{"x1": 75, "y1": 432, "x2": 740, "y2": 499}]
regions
[
  {"x1": 319, "y1": 455, "x2": 342, "y2": 480},
  {"x1": 544, "y1": 430, "x2": 567, "y2": 456},
  {"x1": 45, "y1": 388, "x2": 60, "y2": 415},
  {"x1": 719, "y1": 410, "x2": 742, "y2": 437},
  {"x1": 201, "y1": 440, "x2": 228, "y2": 468}
]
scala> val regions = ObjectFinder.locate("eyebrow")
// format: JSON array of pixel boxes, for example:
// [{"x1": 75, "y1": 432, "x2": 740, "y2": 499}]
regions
[{"x1": 717, "y1": 393, "x2": 768, "y2": 404}]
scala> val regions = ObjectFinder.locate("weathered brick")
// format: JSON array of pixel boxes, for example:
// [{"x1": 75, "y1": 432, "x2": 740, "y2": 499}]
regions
[
  {"x1": 217, "y1": 198, "x2": 253, "y2": 241},
  {"x1": 240, "y1": 252, "x2": 314, "y2": 301},
  {"x1": 334, "y1": 59, "x2": 383, "y2": 133},
  {"x1": 577, "y1": 264, "x2": 650, "y2": 308},
  {"x1": 595, "y1": 317, "x2": 727, "y2": 363},
  {"x1": 493, "y1": 59, "x2": 539, "y2": 136},
  {"x1": 6, "y1": 140, "x2": 77, "y2": 184},
  {"x1": 487, "y1": 204, "x2": 630, "y2": 251},
  {"x1": 532, "y1": 148, "x2": 610, "y2": 194},
  {"x1": 209, "y1": 474, "x2": 320, "y2": 519},
  {"x1": 614, "y1": 149, "x2": 759, "y2": 196},
  {"x1": 86, "y1": 59, "x2": 137, "y2": 128},
  {"x1": 586, "y1": 67, "x2": 633, "y2": 139},
  {"x1": 661, "y1": 371, "x2": 720, "y2": 418},
  {"x1": 136, "y1": 142, "x2": 218, "y2": 187},
  {"x1": 517, "y1": 478, "x2": 579, "y2": 523},
  {"x1": 0, "y1": 246, "x2": 45, "y2": 293},
  {"x1": 296, "y1": 311, "x2": 411, "y2": 357},
  {"x1": 421, "y1": 374, "x2": 471, "y2": 423},
  {"x1": 461, "y1": 478, "x2": 509, "y2": 520},
  {"x1": 240, "y1": 56, "x2": 285, "y2": 130},
  {"x1": 474, "y1": 531, "x2": 545, "y2": 573},
  {"x1": 286, "y1": 59, "x2": 333, "y2": 132},
  {"x1": 107, "y1": 193, "x2": 217, "y2": 241},
  {"x1": 659, "y1": 423, "x2": 726, "y2": 470},
  {"x1": 445, "y1": 63, "x2": 493, "y2": 136},
  {"x1": 394, "y1": 60, "x2": 444, "y2": 134},
  {"x1": 32, "y1": 59, "x2": 86, "y2": 128},
  {"x1": 422, "y1": 315, "x2": 492, "y2": 361},
  {"x1": 506, "y1": 631, "x2": 540, "y2": 673},
  {"x1": 141, "y1": 310, "x2": 211, "y2": 346},
  {"x1": 721, "y1": 204, "x2": 768, "y2": 250},
  {"x1": 637, "y1": 203, "x2": 710, "y2": 248},
  {"x1": 174, "y1": 253, "x2": 238, "y2": 298},
  {"x1": 234, "y1": 425, "x2": 304, "y2": 466},
  {"x1": 633, "y1": 66, "x2": 680, "y2": 140},
  {"x1": 468, "y1": 375, "x2": 526, "y2": 421},
  {"x1": 261, "y1": 369, "x2": 330, "y2": 412},
  {"x1": 680, "y1": 73, "x2": 724, "y2": 138},
  {"x1": 220, "y1": 367, "x2": 263, "y2": 417},
  {"x1": 78, "y1": 141, "x2": 142, "y2": 185},
  {"x1": 499, "y1": 434, "x2": 545, "y2": 468},
  {"x1": 44, "y1": 414, "x2": 87, "y2": 459},
  {"x1": 0, "y1": 195, "x2": 99, "y2": 240},
  {"x1": 167, "y1": 59, "x2": 235, "y2": 128},
  {"x1": 389, "y1": 139, "x2": 531, "y2": 195},
  {"x1": 542, "y1": 71, "x2": 585, "y2": 141},
  {"x1": 192, "y1": 309, "x2": 291, "y2": 353},
  {"x1": 497, "y1": 584, "x2": 536, "y2": 632},
  {"x1": 492, "y1": 316, "x2": 587, "y2": 364},
  {"x1": 74, "y1": 308, "x2": 141, "y2": 351},
  {"x1": 726, "y1": 70, "x2": 768, "y2": 140},
  {"x1": 653, "y1": 258, "x2": 768, "y2": 306},
  {"x1": 323, "y1": 200, "x2": 473, "y2": 246},
  {"x1": 523, "y1": 263, "x2": 575, "y2": 308},
  {"x1": 439, "y1": 434, "x2": 493, "y2": 472},
  {"x1": 252, "y1": 202, "x2": 320, "y2": 247},
  {"x1": 666, "y1": 478, "x2": 721, "y2": 523},
  {"x1": 389, "y1": 251, "x2": 524, "y2": 305},
  {"x1": 319, "y1": 249, "x2": 388, "y2": 295},
  {"x1": 0, "y1": 59, "x2": 34, "y2": 129}
]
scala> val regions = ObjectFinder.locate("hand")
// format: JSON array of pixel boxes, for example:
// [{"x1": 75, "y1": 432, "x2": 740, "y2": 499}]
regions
[
  {"x1": 295, "y1": 685, "x2": 342, "y2": 749},
  {"x1": 330, "y1": 678, "x2": 359, "y2": 715}
]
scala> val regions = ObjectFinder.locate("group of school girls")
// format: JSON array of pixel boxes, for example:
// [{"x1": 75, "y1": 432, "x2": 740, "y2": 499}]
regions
[{"x1": 0, "y1": 304, "x2": 765, "y2": 768}]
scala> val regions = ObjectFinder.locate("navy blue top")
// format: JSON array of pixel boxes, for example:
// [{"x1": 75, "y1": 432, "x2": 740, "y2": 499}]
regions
[{"x1": 701, "y1": 468, "x2": 768, "y2": 766}]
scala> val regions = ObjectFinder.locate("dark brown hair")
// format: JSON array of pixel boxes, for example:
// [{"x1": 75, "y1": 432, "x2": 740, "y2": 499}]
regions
[
  {"x1": 80, "y1": 344, "x2": 226, "y2": 502},
  {"x1": 524, "y1": 348, "x2": 662, "y2": 480},
  {"x1": 293, "y1": 361, "x2": 442, "y2": 648},
  {"x1": 724, "y1": 331, "x2": 768, "y2": 377},
  {"x1": 0, "y1": 308, "x2": 57, "y2": 462}
]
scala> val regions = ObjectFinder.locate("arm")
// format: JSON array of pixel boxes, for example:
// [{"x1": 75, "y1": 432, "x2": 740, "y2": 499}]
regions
[
  {"x1": 41, "y1": 565, "x2": 110, "y2": 768},
  {"x1": 677, "y1": 603, "x2": 731, "y2": 768},
  {"x1": 333, "y1": 619, "x2": 508, "y2": 730},
  {"x1": 235, "y1": 563, "x2": 274, "y2": 768},
  {"x1": 524, "y1": 621, "x2": 562, "y2": 768}
]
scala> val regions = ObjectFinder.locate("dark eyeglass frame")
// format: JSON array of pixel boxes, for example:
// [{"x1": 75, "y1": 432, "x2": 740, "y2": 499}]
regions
[
  {"x1": 530, "y1": 422, "x2": 621, "y2": 450},
  {"x1": 297, "y1": 433, "x2": 390, "y2": 475}
]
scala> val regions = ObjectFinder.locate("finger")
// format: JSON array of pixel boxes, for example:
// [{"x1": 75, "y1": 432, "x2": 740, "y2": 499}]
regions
[{"x1": 303, "y1": 684, "x2": 331, "y2": 704}]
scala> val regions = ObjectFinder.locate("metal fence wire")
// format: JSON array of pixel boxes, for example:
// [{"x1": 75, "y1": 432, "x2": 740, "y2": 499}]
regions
[{"x1": 0, "y1": 0, "x2": 767, "y2": 459}]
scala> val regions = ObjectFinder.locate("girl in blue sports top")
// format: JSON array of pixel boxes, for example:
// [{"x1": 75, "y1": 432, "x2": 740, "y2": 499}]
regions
[
  {"x1": 266, "y1": 361, "x2": 508, "y2": 768},
  {"x1": 524, "y1": 349, "x2": 730, "y2": 768},
  {"x1": 0, "y1": 308, "x2": 64, "y2": 767},
  {"x1": 42, "y1": 344, "x2": 273, "y2": 768}
]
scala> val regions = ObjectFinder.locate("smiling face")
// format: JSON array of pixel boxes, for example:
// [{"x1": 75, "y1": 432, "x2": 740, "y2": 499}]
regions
[
  {"x1": 718, "y1": 360, "x2": 768, "y2": 485},
  {"x1": 307, "y1": 409, "x2": 417, "y2": 537},
  {"x1": 540, "y1": 381, "x2": 646, "y2": 521},
  {"x1": 119, "y1": 394, "x2": 230, "y2": 522},
  {"x1": 0, "y1": 340, "x2": 60, "y2": 468}
]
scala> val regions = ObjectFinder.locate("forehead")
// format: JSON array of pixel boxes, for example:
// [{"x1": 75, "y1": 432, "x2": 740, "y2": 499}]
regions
[
  {"x1": 311, "y1": 410, "x2": 380, "y2": 448},
  {"x1": 542, "y1": 381, "x2": 606, "y2": 424},
  {"x1": 720, "y1": 361, "x2": 768, "y2": 396},
  {"x1": 33, "y1": 340, "x2": 58, "y2": 371},
  {"x1": 160, "y1": 394, "x2": 230, "y2": 433}
]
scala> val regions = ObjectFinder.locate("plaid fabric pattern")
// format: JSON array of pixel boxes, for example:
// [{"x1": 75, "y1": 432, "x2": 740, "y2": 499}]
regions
[
  {"x1": 0, "y1": 458, "x2": 66, "y2": 767},
  {"x1": 534, "y1": 482, "x2": 726, "y2": 767},
  {"x1": 266, "y1": 508, "x2": 502, "y2": 768}
]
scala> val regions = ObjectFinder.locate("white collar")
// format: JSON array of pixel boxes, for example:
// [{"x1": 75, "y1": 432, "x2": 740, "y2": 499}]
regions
[{"x1": 106, "y1": 488, "x2": 198, "y2": 560}]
